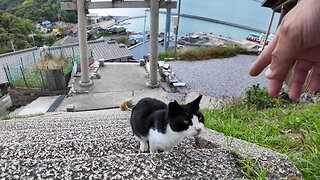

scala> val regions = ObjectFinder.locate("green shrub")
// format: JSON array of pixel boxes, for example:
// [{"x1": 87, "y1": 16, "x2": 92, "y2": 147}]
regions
[
  {"x1": 0, "y1": 45, "x2": 12, "y2": 54},
  {"x1": 116, "y1": 37, "x2": 128, "y2": 44},
  {"x1": 44, "y1": 35, "x2": 58, "y2": 46},
  {"x1": 244, "y1": 84, "x2": 282, "y2": 109},
  {"x1": 158, "y1": 49, "x2": 175, "y2": 60}
]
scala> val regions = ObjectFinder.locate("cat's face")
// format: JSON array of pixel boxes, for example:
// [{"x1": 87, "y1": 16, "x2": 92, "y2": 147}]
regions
[{"x1": 168, "y1": 95, "x2": 204, "y2": 136}]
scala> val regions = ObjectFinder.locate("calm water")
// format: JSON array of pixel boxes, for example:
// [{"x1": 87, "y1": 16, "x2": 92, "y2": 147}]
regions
[{"x1": 90, "y1": 0, "x2": 279, "y2": 40}]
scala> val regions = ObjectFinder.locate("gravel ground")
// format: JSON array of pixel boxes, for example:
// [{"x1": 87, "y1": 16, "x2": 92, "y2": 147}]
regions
[{"x1": 168, "y1": 55, "x2": 269, "y2": 98}]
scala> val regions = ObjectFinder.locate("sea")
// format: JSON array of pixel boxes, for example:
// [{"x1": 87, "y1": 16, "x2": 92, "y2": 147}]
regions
[{"x1": 89, "y1": 0, "x2": 279, "y2": 40}]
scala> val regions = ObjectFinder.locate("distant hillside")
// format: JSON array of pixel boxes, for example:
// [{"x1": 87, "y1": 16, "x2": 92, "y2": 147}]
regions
[
  {"x1": 0, "y1": 0, "x2": 77, "y2": 54},
  {"x1": 0, "y1": 0, "x2": 23, "y2": 12},
  {"x1": 0, "y1": 0, "x2": 77, "y2": 23}
]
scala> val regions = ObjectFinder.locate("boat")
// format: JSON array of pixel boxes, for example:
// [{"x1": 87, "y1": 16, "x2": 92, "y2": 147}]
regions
[{"x1": 246, "y1": 32, "x2": 274, "y2": 45}]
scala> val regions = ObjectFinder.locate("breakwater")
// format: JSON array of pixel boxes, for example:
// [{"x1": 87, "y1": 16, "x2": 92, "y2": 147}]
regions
[{"x1": 156, "y1": 11, "x2": 266, "y2": 33}]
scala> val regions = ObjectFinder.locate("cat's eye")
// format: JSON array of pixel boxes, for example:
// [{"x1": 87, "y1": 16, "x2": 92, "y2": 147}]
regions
[{"x1": 183, "y1": 120, "x2": 189, "y2": 124}]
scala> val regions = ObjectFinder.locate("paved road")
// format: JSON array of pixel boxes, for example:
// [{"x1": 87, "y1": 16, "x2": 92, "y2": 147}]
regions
[{"x1": 168, "y1": 55, "x2": 268, "y2": 98}]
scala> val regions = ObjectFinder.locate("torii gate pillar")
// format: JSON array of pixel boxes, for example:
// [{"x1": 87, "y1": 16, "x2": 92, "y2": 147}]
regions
[
  {"x1": 78, "y1": 0, "x2": 93, "y2": 87},
  {"x1": 147, "y1": 0, "x2": 160, "y2": 88}
]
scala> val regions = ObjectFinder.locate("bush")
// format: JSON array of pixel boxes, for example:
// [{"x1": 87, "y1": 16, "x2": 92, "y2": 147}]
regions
[
  {"x1": 158, "y1": 49, "x2": 175, "y2": 60},
  {"x1": 44, "y1": 35, "x2": 57, "y2": 46},
  {"x1": 244, "y1": 84, "x2": 282, "y2": 109},
  {"x1": 0, "y1": 45, "x2": 12, "y2": 54},
  {"x1": 116, "y1": 37, "x2": 128, "y2": 44}
]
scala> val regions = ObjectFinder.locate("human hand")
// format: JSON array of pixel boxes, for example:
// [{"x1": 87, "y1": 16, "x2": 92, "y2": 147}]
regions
[{"x1": 249, "y1": 0, "x2": 320, "y2": 100}]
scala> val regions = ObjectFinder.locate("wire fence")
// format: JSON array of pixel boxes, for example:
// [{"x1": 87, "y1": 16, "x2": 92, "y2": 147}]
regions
[{"x1": 2, "y1": 46, "x2": 90, "y2": 89}]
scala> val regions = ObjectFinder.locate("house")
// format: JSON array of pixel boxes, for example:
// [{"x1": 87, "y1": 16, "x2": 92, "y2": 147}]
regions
[{"x1": 87, "y1": 13, "x2": 103, "y2": 24}]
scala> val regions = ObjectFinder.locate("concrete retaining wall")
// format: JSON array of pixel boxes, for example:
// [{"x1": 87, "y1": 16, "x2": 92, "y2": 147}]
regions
[{"x1": 8, "y1": 87, "x2": 67, "y2": 106}]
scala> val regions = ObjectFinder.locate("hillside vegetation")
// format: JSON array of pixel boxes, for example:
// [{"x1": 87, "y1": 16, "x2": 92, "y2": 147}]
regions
[
  {"x1": 0, "y1": 0, "x2": 76, "y2": 54},
  {"x1": 0, "y1": 0, "x2": 76, "y2": 23}
]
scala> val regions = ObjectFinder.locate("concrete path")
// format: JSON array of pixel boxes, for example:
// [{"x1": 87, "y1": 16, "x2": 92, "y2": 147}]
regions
[
  {"x1": 57, "y1": 62, "x2": 168, "y2": 112},
  {"x1": 11, "y1": 96, "x2": 59, "y2": 116},
  {"x1": 0, "y1": 110, "x2": 300, "y2": 179},
  {"x1": 168, "y1": 55, "x2": 268, "y2": 98}
]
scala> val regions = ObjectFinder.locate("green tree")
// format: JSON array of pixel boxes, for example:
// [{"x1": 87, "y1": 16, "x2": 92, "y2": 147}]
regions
[
  {"x1": 0, "y1": 13, "x2": 35, "y2": 53},
  {"x1": 61, "y1": 10, "x2": 77, "y2": 23},
  {"x1": 0, "y1": 0, "x2": 23, "y2": 12},
  {"x1": 0, "y1": 13, "x2": 17, "y2": 27}
]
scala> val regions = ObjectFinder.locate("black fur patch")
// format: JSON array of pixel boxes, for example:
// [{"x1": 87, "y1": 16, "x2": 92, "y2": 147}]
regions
[{"x1": 130, "y1": 95, "x2": 203, "y2": 139}]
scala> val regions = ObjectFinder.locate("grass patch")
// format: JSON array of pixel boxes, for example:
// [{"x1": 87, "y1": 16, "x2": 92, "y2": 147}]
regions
[
  {"x1": 158, "y1": 46, "x2": 256, "y2": 61},
  {"x1": 203, "y1": 86, "x2": 320, "y2": 179},
  {"x1": 9, "y1": 67, "x2": 48, "y2": 89},
  {"x1": 235, "y1": 154, "x2": 270, "y2": 179}
]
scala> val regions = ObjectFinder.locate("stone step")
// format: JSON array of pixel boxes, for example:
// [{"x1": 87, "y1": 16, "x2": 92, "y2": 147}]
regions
[
  {"x1": 0, "y1": 115, "x2": 130, "y2": 131},
  {"x1": 0, "y1": 125, "x2": 132, "y2": 143},
  {"x1": 0, "y1": 137, "x2": 214, "y2": 160},
  {"x1": 0, "y1": 148, "x2": 244, "y2": 179},
  {"x1": 0, "y1": 110, "x2": 131, "y2": 131}
]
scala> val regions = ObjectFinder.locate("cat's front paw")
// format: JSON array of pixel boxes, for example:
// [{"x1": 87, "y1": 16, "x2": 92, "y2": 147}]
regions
[{"x1": 139, "y1": 141, "x2": 149, "y2": 153}]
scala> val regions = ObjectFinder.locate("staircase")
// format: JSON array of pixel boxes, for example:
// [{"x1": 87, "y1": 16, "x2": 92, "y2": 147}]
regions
[{"x1": 0, "y1": 109, "x2": 300, "y2": 179}]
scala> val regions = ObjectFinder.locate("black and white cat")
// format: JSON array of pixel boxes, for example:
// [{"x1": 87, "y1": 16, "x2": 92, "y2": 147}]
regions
[{"x1": 130, "y1": 95, "x2": 204, "y2": 153}]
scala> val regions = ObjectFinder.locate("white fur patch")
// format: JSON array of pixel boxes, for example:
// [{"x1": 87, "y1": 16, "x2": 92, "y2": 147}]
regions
[
  {"x1": 147, "y1": 115, "x2": 204, "y2": 153},
  {"x1": 190, "y1": 115, "x2": 204, "y2": 136}
]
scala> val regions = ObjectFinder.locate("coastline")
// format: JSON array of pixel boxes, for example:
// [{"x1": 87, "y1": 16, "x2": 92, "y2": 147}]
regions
[{"x1": 153, "y1": 10, "x2": 265, "y2": 34}]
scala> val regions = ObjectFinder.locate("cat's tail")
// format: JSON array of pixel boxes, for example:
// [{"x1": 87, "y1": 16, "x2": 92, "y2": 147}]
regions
[{"x1": 119, "y1": 100, "x2": 133, "y2": 111}]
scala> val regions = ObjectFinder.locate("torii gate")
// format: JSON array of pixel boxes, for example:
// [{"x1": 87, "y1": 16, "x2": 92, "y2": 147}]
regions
[{"x1": 61, "y1": 0, "x2": 177, "y2": 88}]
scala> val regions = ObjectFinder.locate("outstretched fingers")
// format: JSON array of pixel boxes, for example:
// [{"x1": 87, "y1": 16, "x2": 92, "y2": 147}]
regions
[
  {"x1": 249, "y1": 33, "x2": 279, "y2": 76},
  {"x1": 309, "y1": 63, "x2": 320, "y2": 94},
  {"x1": 264, "y1": 23, "x2": 302, "y2": 97},
  {"x1": 289, "y1": 61, "x2": 314, "y2": 100}
]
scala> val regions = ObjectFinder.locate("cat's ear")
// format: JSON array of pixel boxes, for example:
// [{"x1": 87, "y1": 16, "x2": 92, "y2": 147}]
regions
[
  {"x1": 168, "y1": 101, "x2": 182, "y2": 115},
  {"x1": 187, "y1": 95, "x2": 202, "y2": 113}
]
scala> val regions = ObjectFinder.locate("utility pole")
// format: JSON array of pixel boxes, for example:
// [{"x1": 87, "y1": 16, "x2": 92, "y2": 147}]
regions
[
  {"x1": 77, "y1": 0, "x2": 93, "y2": 87},
  {"x1": 173, "y1": 0, "x2": 181, "y2": 57},
  {"x1": 164, "y1": 0, "x2": 171, "y2": 50},
  {"x1": 143, "y1": 9, "x2": 147, "y2": 43}
]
